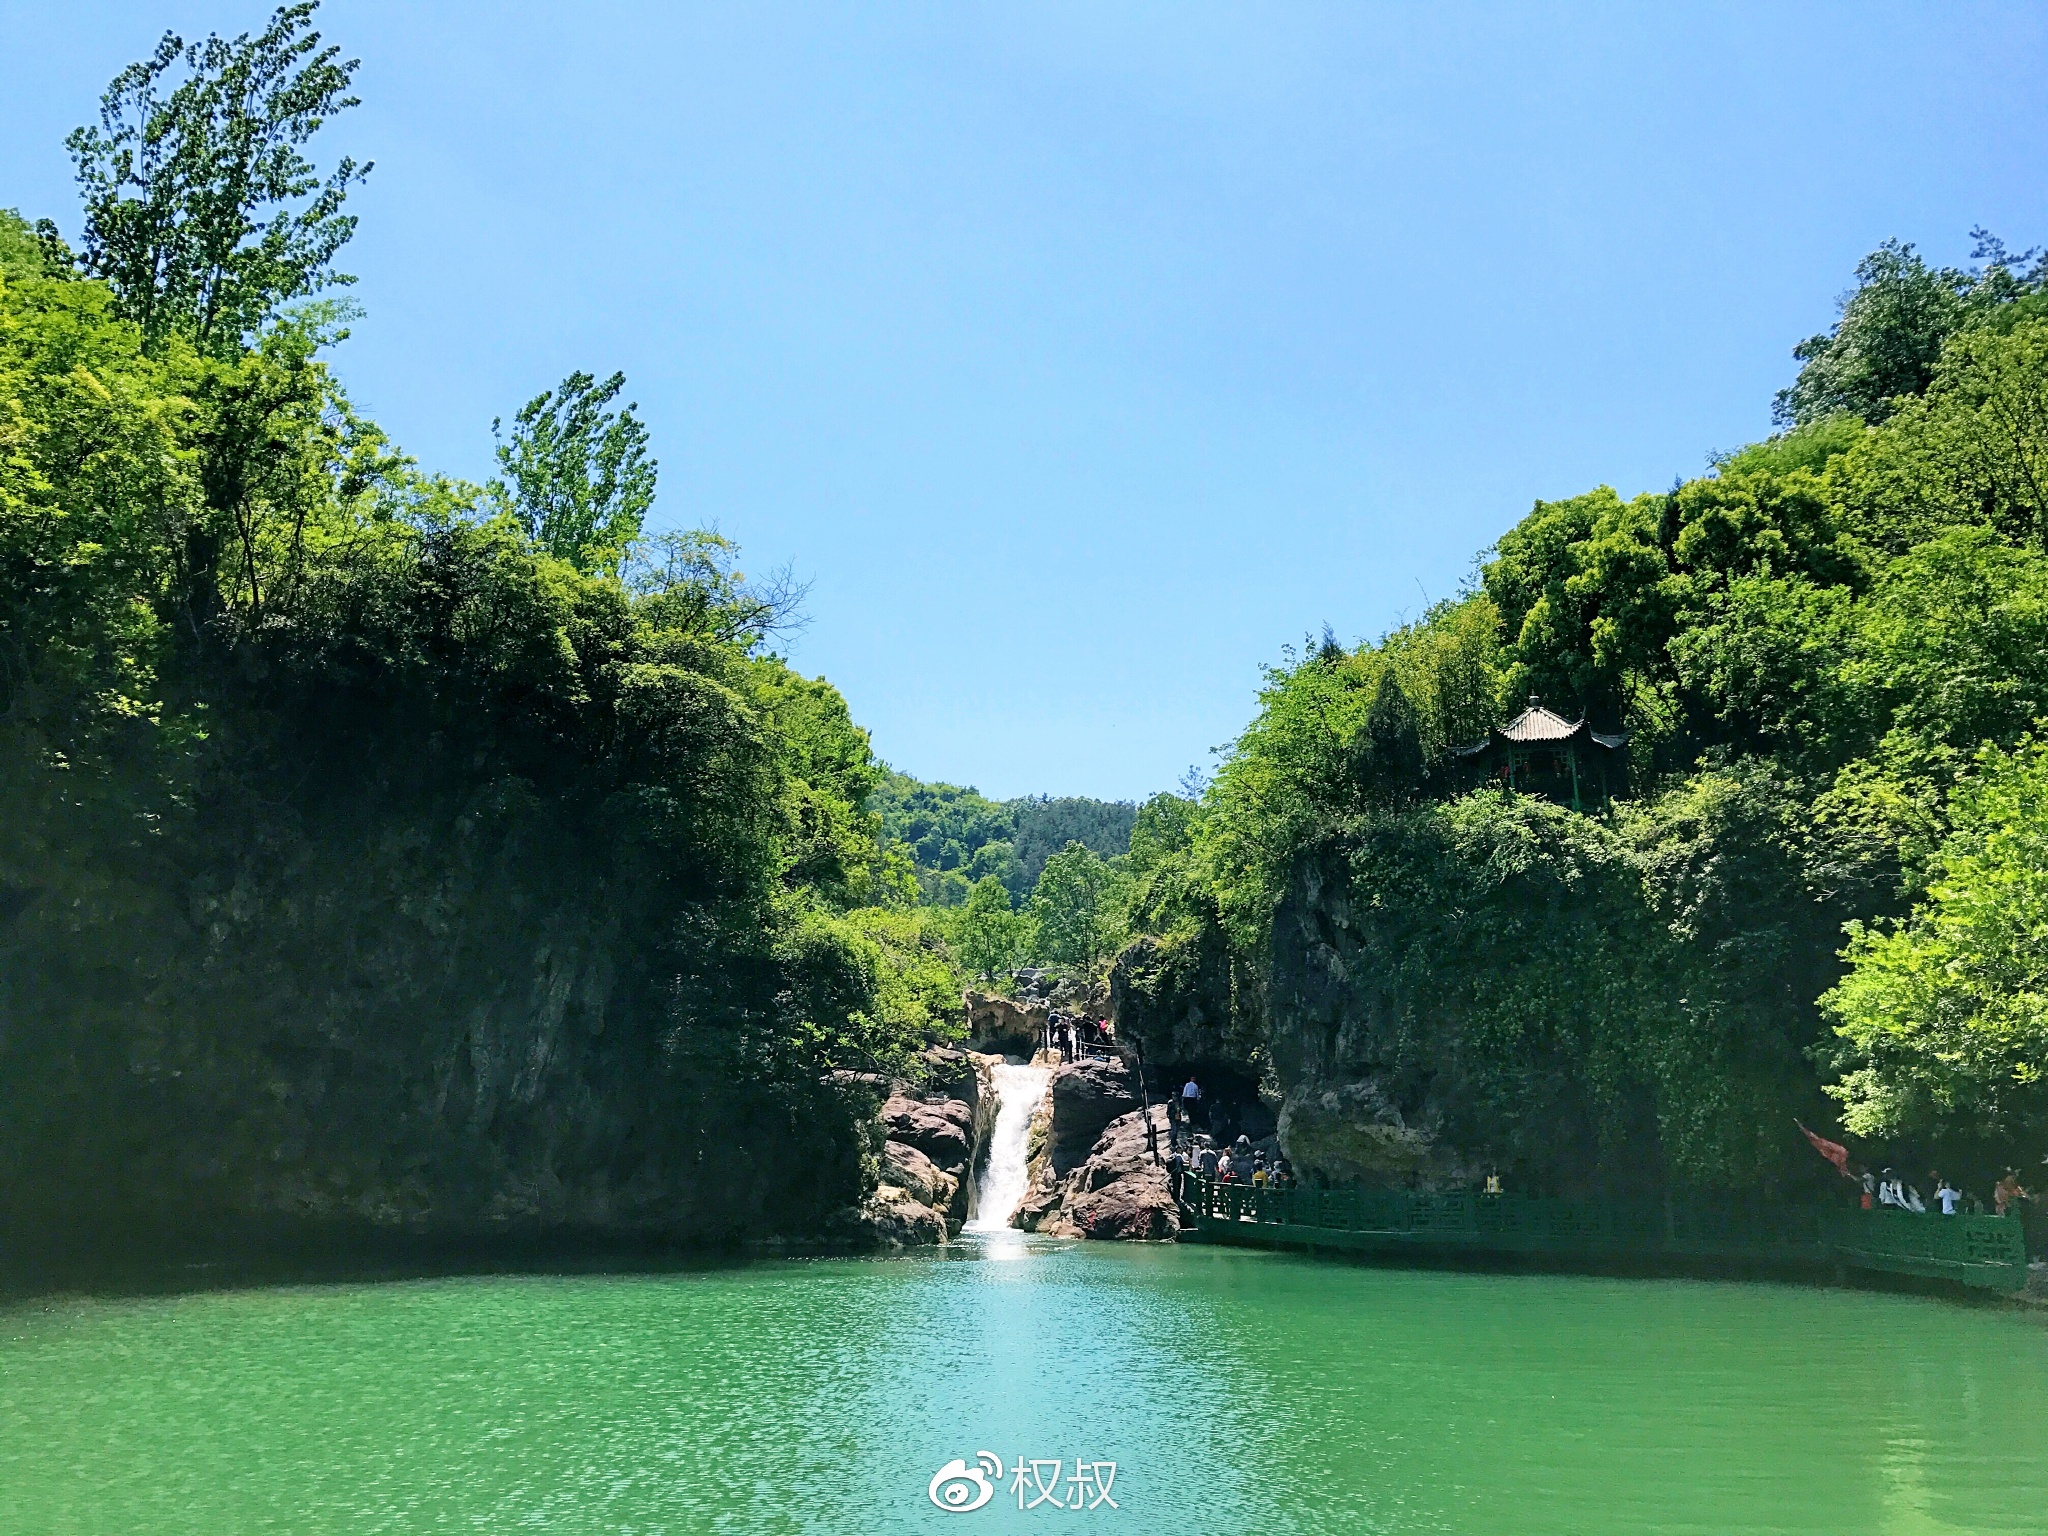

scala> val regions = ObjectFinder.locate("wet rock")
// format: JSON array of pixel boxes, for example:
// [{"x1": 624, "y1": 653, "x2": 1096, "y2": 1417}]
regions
[
  {"x1": 1011, "y1": 1178, "x2": 1064, "y2": 1232},
  {"x1": 856, "y1": 1185, "x2": 948, "y2": 1248},
  {"x1": 919, "y1": 1046, "x2": 983, "y2": 1109}
]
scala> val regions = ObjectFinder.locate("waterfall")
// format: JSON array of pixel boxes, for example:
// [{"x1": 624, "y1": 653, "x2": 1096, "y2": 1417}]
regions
[{"x1": 964, "y1": 1062, "x2": 1052, "y2": 1233}]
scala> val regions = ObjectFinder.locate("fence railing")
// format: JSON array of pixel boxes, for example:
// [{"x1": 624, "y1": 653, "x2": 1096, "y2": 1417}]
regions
[{"x1": 1178, "y1": 1175, "x2": 2029, "y2": 1291}]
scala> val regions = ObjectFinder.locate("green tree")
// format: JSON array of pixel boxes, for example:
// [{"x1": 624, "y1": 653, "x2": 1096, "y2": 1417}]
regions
[
  {"x1": 1126, "y1": 792, "x2": 1197, "y2": 878},
  {"x1": 1348, "y1": 671, "x2": 1426, "y2": 802},
  {"x1": 66, "y1": 1, "x2": 369, "y2": 357},
  {"x1": 1006, "y1": 795, "x2": 1137, "y2": 884},
  {"x1": 1825, "y1": 739, "x2": 2048, "y2": 1154},
  {"x1": 956, "y1": 875, "x2": 1029, "y2": 982},
  {"x1": 1776, "y1": 235, "x2": 2048, "y2": 429},
  {"x1": 1029, "y1": 841, "x2": 1130, "y2": 971},
  {"x1": 491, "y1": 370, "x2": 656, "y2": 572}
]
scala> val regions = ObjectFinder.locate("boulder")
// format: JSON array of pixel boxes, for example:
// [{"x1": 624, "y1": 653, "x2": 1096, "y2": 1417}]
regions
[
  {"x1": 1044, "y1": 1057, "x2": 1140, "y2": 1175},
  {"x1": 858, "y1": 1185, "x2": 948, "y2": 1248},
  {"x1": 882, "y1": 1139, "x2": 957, "y2": 1209},
  {"x1": 1020, "y1": 1104, "x2": 1180, "y2": 1241},
  {"x1": 1277, "y1": 1078, "x2": 1451, "y2": 1185},
  {"x1": 883, "y1": 1092, "x2": 973, "y2": 1166},
  {"x1": 919, "y1": 1046, "x2": 984, "y2": 1110}
]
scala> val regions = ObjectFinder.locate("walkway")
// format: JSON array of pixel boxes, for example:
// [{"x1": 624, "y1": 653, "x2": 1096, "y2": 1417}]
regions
[{"x1": 1178, "y1": 1175, "x2": 2029, "y2": 1291}]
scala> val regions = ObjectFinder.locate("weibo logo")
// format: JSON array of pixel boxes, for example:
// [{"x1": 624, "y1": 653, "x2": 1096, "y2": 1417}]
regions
[{"x1": 928, "y1": 1452, "x2": 1003, "y2": 1512}]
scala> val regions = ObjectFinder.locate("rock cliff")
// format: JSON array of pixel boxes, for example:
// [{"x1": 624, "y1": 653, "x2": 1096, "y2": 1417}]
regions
[
  {"x1": 865, "y1": 1046, "x2": 997, "y2": 1245},
  {"x1": 964, "y1": 990, "x2": 1046, "y2": 1058},
  {"x1": 1264, "y1": 825, "x2": 1667, "y2": 1195},
  {"x1": 1010, "y1": 1055, "x2": 1184, "y2": 1239},
  {"x1": 1015, "y1": 1104, "x2": 1180, "y2": 1240}
]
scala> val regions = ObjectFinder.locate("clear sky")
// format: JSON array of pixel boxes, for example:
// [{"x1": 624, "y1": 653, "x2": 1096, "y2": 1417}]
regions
[{"x1": 5, "y1": 3, "x2": 2046, "y2": 800}]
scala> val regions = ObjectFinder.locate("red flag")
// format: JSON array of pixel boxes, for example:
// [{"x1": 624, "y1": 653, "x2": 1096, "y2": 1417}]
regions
[{"x1": 1798, "y1": 1121, "x2": 1852, "y2": 1178}]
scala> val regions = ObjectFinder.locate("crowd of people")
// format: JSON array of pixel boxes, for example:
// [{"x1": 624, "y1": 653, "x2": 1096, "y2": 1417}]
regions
[
  {"x1": 1162, "y1": 1119, "x2": 1294, "y2": 1205},
  {"x1": 1849, "y1": 1164, "x2": 2032, "y2": 1218},
  {"x1": 1162, "y1": 1076, "x2": 2040, "y2": 1246},
  {"x1": 1045, "y1": 1012, "x2": 1113, "y2": 1063}
]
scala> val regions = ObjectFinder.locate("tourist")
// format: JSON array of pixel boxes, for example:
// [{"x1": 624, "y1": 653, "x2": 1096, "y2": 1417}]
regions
[
  {"x1": 1877, "y1": 1168, "x2": 1903, "y2": 1209},
  {"x1": 1858, "y1": 1166, "x2": 1876, "y2": 1211},
  {"x1": 1995, "y1": 1169, "x2": 2028, "y2": 1217},
  {"x1": 1181, "y1": 1077, "x2": 1201, "y2": 1130},
  {"x1": 1484, "y1": 1170, "x2": 1503, "y2": 1197},
  {"x1": 1936, "y1": 1178, "x2": 1961, "y2": 1216},
  {"x1": 1252, "y1": 1155, "x2": 1269, "y2": 1188},
  {"x1": 1197, "y1": 1139, "x2": 1220, "y2": 1179},
  {"x1": 1218, "y1": 1150, "x2": 1235, "y2": 1184},
  {"x1": 1165, "y1": 1145, "x2": 1186, "y2": 1203}
]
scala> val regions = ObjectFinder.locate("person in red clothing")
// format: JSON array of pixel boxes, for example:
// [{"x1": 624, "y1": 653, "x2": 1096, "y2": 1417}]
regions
[{"x1": 1994, "y1": 1169, "x2": 2028, "y2": 1217}]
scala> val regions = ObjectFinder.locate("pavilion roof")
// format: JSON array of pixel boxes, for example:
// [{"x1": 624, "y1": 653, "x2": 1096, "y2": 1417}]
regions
[{"x1": 1454, "y1": 698, "x2": 1628, "y2": 757}]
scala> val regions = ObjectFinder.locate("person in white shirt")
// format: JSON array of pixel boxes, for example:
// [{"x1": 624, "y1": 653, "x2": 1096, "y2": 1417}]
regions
[{"x1": 1936, "y1": 1180, "x2": 1962, "y2": 1216}]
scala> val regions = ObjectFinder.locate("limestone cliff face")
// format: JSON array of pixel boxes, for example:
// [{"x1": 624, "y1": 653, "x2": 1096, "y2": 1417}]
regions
[
  {"x1": 1109, "y1": 928, "x2": 1241, "y2": 1067},
  {"x1": 1265, "y1": 847, "x2": 1476, "y2": 1188},
  {"x1": 1264, "y1": 834, "x2": 1661, "y2": 1196},
  {"x1": 0, "y1": 805, "x2": 878, "y2": 1263}
]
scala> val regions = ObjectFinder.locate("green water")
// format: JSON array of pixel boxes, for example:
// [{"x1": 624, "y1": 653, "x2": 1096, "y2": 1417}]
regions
[{"x1": 4, "y1": 1239, "x2": 2045, "y2": 1535}]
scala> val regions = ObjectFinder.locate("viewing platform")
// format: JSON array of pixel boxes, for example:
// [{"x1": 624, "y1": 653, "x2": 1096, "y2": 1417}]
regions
[{"x1": 1179, "y1": 1175, "x2": 2030, "y2": 1292}]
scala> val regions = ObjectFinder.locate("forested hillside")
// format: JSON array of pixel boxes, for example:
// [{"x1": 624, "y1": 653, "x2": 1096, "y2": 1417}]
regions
[
  {"x1": 1113, "y1": 235, "x2": 2048, "y2": 1200},
  {"x1": 0, "y1": 8, "x2": 962, "y2": 1256},
  {"x1": 865, "y1": 771, "x2": 1139, "y2": 983},
  {"x1": 8, "y1": 4, "x2": 2043, "y2": 1256}
]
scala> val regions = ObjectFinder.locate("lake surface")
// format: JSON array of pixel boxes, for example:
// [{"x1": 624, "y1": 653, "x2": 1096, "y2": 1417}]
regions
[{"x1": 4, "y1": 1238, "x2": 2045, "y2": 1535}]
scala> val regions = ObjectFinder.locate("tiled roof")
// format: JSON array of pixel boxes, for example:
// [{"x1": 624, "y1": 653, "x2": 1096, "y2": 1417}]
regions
[
  {"x1": 1453, "y1": 698, "x2": 1629, "y2": 756},
  {"x1": 1497, "y1": 704, "x2": 1583, "y2": 743}
]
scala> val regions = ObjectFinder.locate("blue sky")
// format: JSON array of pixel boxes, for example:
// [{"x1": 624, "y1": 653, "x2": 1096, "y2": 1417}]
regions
[{"x1": 5, "y1": 3, "x2": 2046, "y2": 800}]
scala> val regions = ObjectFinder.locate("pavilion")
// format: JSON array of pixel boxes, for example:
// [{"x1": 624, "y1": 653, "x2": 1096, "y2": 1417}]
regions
[{"x1": 1454, "y1": 698, "x2": 1629, "y2": 810}]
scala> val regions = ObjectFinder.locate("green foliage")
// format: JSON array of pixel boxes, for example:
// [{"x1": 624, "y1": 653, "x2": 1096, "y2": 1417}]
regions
[
  {"x1": 953, "y1": 875, "x2": 1032, "y2": 982},
  {"x1": 65, "y1": 2, "x2": 369, "y2": 358},
  {"x1": 0, "y1": 210, "x2": 72, "y2": 278},
  {"x1": 1125, "y1": 231, "x2": 2048, "y2": 1191},
  {"x1": 1192, "y1": 595, "x2": 1502, "y2": 956},
  {"x1": 866, "y1": 772, "x2": 1137, "y2": 915},
  {"x1": 0, "y1": 192, "x2": 947, "y2": 1240},
  {"x1": 1825, "y1": 740, "x2": 2048, "y2": 1157},
  {"x1": 1009, "y1": 796, "x2": 1137, "y2": 884},
  {"x1": 868, "y1": 772, "x2": 1014, "y2": 900},
  {"x1": 1713, "y1": 414, "x2": 1866, "y2": 478},
  {"x1": 492, "y1": 370, "x2": 656, "y2": 574},
  {"x1": 1774, "y1": 237, "x2": 2047, "y2": 427},
  {"x1": 1126, "y1": 791, "x2": 1197, "y2": 879},
  {"x1": 1028, "y1": 841, "x2": 1132, "y2": 972}
]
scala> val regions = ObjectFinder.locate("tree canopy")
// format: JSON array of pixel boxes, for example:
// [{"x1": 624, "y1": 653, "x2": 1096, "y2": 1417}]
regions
[{"x1": 66, "y1": 2, "x2": 369, "y2": 357}]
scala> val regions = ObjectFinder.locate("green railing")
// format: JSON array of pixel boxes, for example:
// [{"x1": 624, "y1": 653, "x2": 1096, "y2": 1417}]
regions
[{"x1": 1179, "y1": 1175, "x2": 2029, "y2": 1291}]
